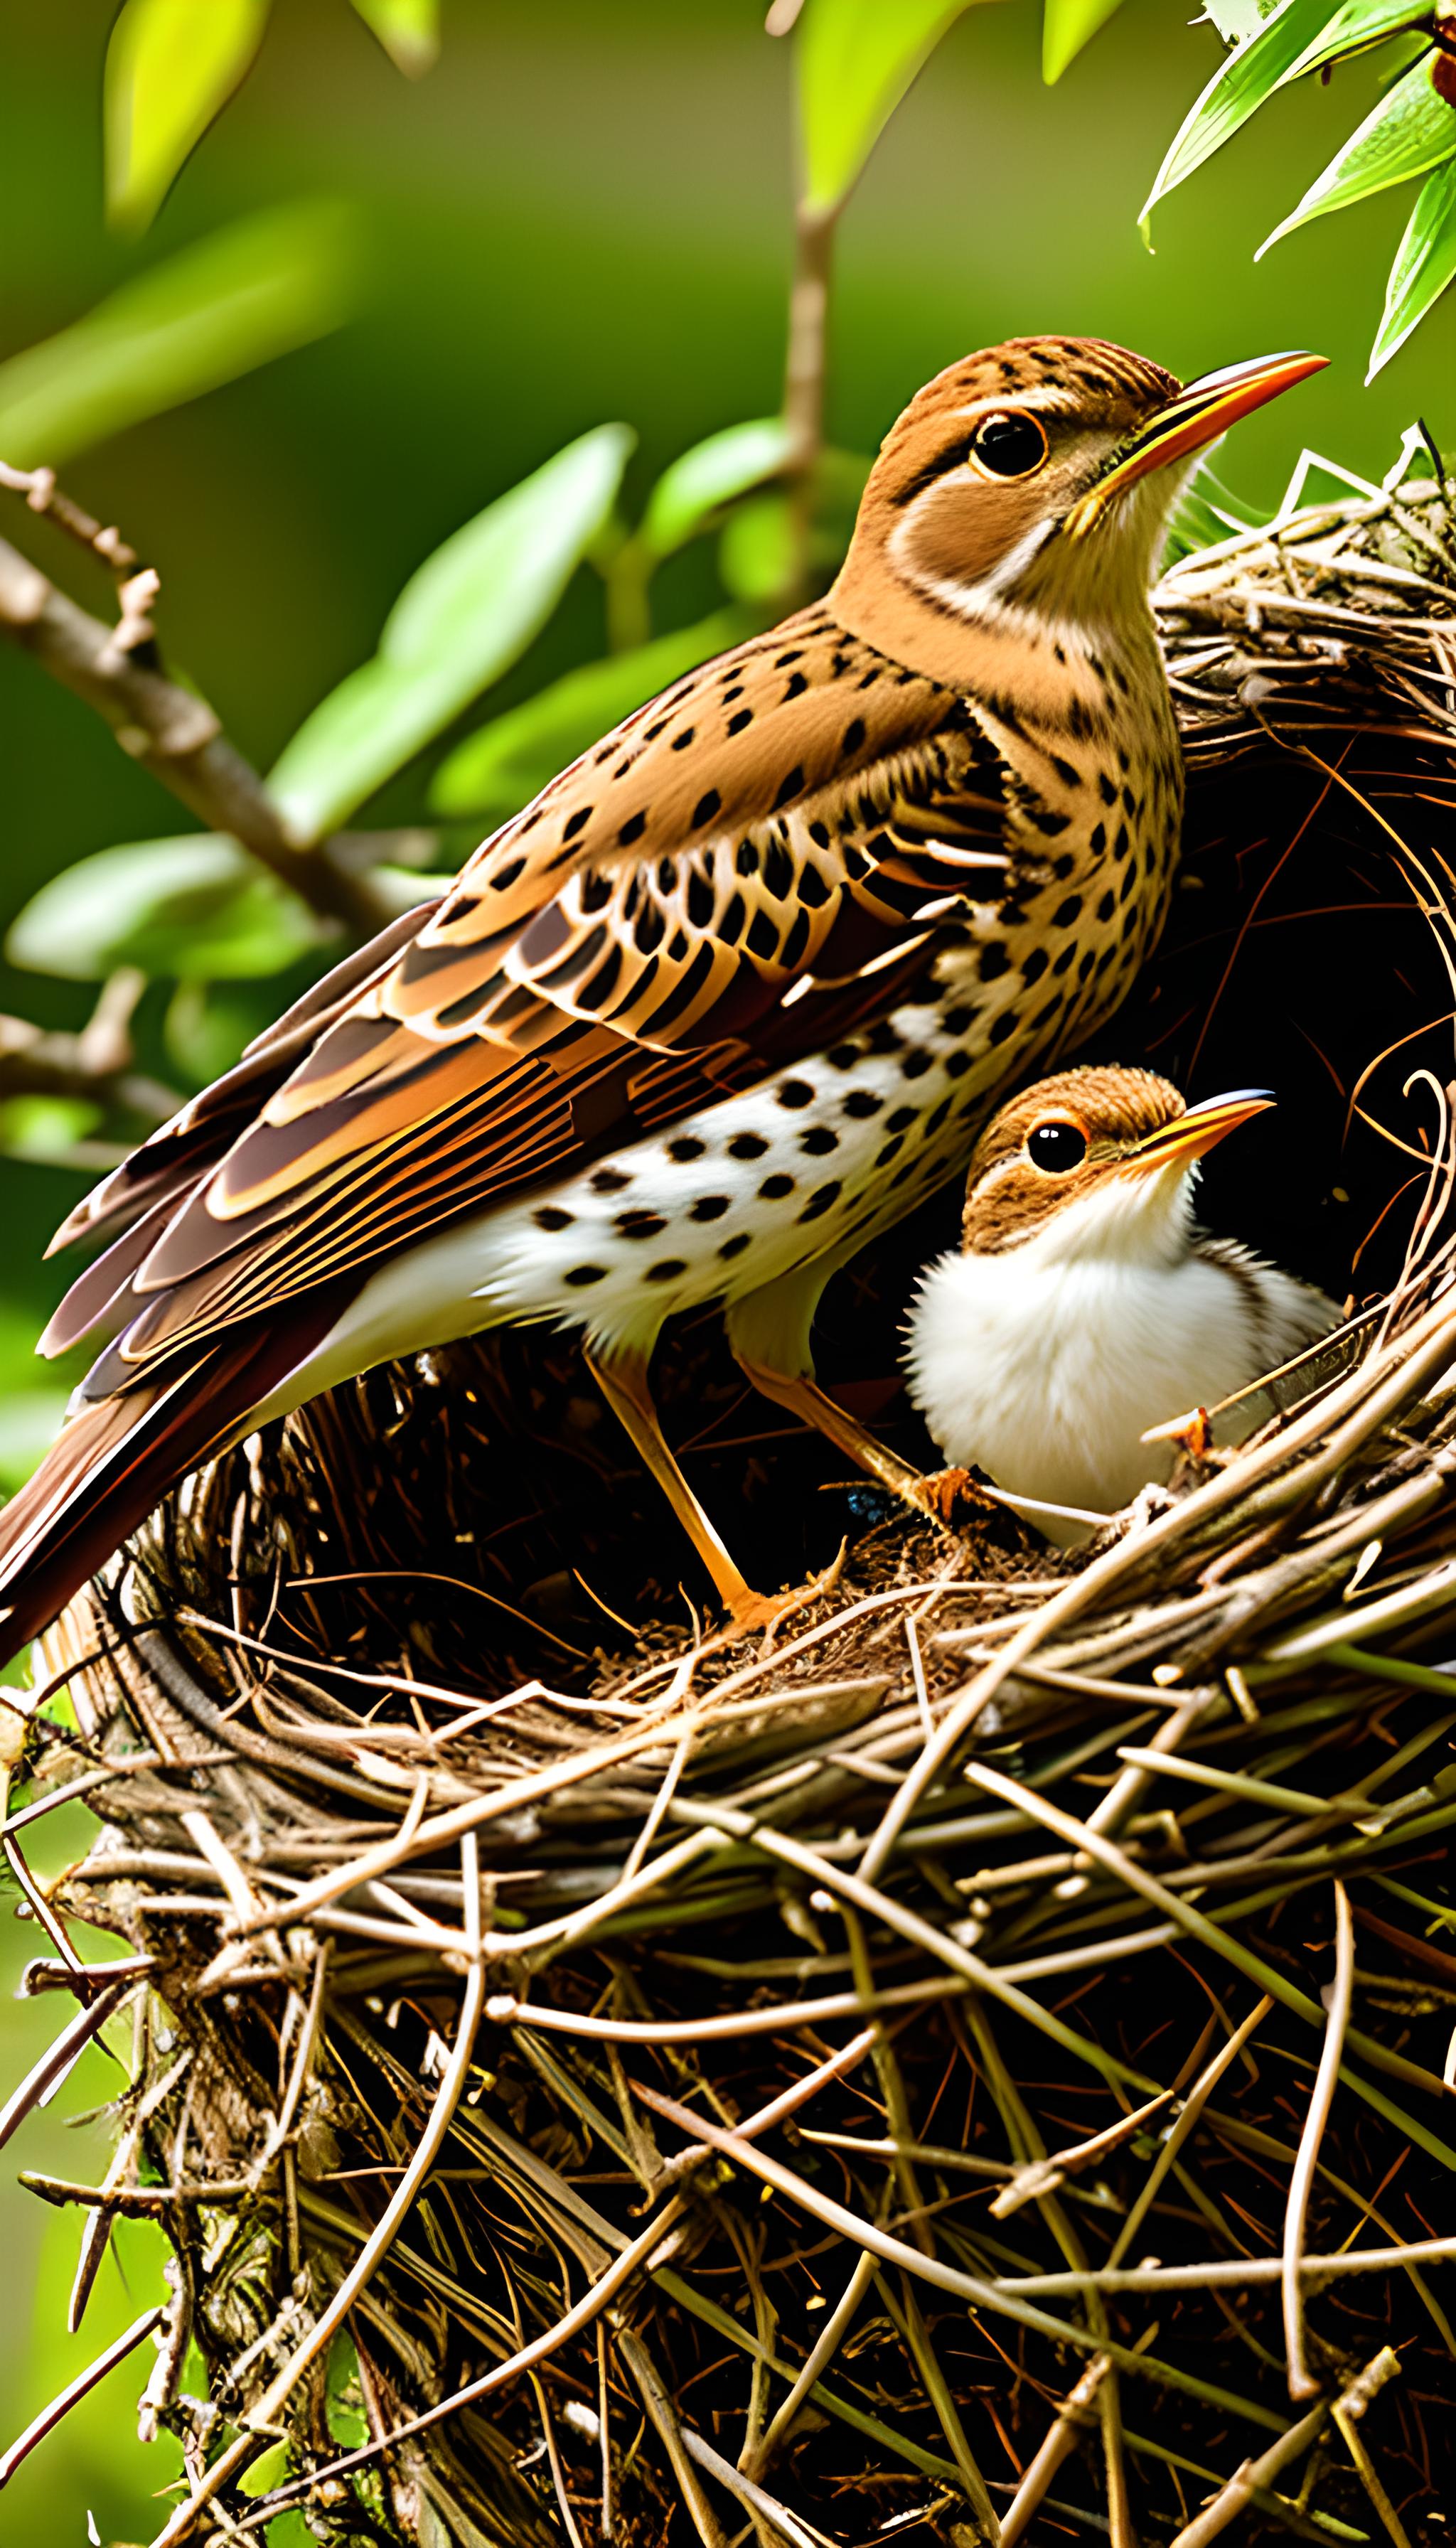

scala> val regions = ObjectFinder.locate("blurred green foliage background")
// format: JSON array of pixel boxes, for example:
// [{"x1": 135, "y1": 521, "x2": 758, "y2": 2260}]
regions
[{"x1": 0, "y1": 1, "x2": 1447, "y2": 2539}]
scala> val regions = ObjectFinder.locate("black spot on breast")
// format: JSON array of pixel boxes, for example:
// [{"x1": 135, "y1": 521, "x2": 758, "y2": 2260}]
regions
[
  {"x1": 719, "y1": 1231, "x2": 751, "y2": 1258},
  {"x1": 760, "y1": 1173, "x2": 794, "y2": 1198},
  {"x1": 775, "y1": 648, "x2": 804, "y2": 668},
  {"x1": 875, "y1": 1135, "x2": 904, "y2": 1165},
  {"x1": 941, "y1": 1005, "x2": 975, "y2": 1036},
  {"x1": 989, "y1": 1010, "x2": 1017, "y2": 1045},
  {"x1": 1032, "y1": 995, "x2": 1063, "y2": 1029},
  {"x1": 1027, "y1": 804, "x2": 1071, "y2": 837},
  {"x1": 1113, "y1": 823, "x2": 1131, "y2": 860},
  {"x1": 671, "y1": 728, "x2": 695, "y2": 752},
  {"x1": 1052, "y1": 943, "x2": 1076, "y2": 976},
  {"x1": 719, "y1": 892, "x2": 746, "y2": 946},
  {"x1": 1078, "y1": 951, "x2": 1096, "y2": 980},
  {"x1": 634, "y1": 904, "x2": 665, "y2": 955},
  {"x1": 1097, "y1": 890, "x2": 1116, "y2": 921},
  {"x1": 727, "y1": 710, "x2": 753, "y2": 736},
  {"x1": 591, "y1": 1165, "x2": 631, "y2": 1192},
  {"x1": 564, "y1": 1264, "x2": 606, "y2": 1285},
  {"x1": 668, "y1": 928, "x2": 690, "y2": 960},
  {"x1": 1022, "y1": 946, "x2": 1048, "y2": 985},
  {"x1": 617, "y1": 1209, "x2": 666, "y2": 1238},
  {"x1": 1053, "y1": 896, "x2": 1083, "y2": 928},
  {"x1": 901, "y1": 1050, "x2": 933, "y2": 1081},
  {"x1": 578, "y1": 946, "x2": 623, "y2": 1010},
  {"x1": 563, "y1": 808, "x2": 592, "y2": 842},
  {"x1": 619, "y1": 812, "x2": 647, "y2": 847},
  {"x1": 842, "y1": 1089, "x2": 882, "y2": 1117},
  {"x1": 781, "y1": 911, "x2": 810, "y2": 968},
  {"x1": 773, "y1": 765, "x2": 805, "y2": 812},
  {"x1": 800, "y1": 1126, "x2": 837, "y2": 1154},
  {"x1": 535, "y1": 1206, "x2": 574, "y2": 1230},
  {"x1": 690, "y1": 1194, "x2": 729, "y2": 1221},
  {"x1": 924, "y1": 1097, "x2": 951, "y2": 1137},
  {"x1": 866, "y1": 1020, "x2": 902, "y2": 1054},
  {"x1": 668, "y1": 1135, "x2": 706, "y2": 1161},
  {"x1": 491, "y1": 857, "x2": 526, "y2": 892},
  {"x1": 692, "y1": 790, "x2": 722, "y2": 830},
  {"x1": 841, "y1": 717, "x2": 867, "y2": 758},
  {"x1": 798, "y1": 1182, "x2": 841, "y2": 1221},
  {"x1": 887, "y1": 1106, "x2": 917, "y2": 1133},
  {"x1": 1051, "y1": 755, "x2": 1079, "y2": 789},
  {"x1": 687, "y1": 871, "x2": 714, "y2": 927},
  {"x1": 809, "y1": 820, "x2": 830, "y2": 848},
  {"x1": 778, "y1": 1080, "x2": 814, "y2": 1108},
  {"x1": 979, "y1": 942, "x2": 1010, "y2": 982},
  {"x1": 646, "y1": 1259, "x2": 687, "y2": 1282},
  {"x1": 1098, "y1": 770, "x2": 1118, "y2": 806},
  {"x1": 799, "y1": 866, "x2": 830, "y2": 909},
  {"x1": 579, "y1": 869, "x2": 613, "y2": 913},
  {"x1": 946, "y1": 1048, "x2": 971, "y2": 1078},
  {"x1": 729, "y1": 1131, "x2": 768, "y2": 1159},
  {"x1": 783, "y1": 670, "x2": 808, "y2": 701},
  {"x1": 762, "y1": 840, "x2": 793, "y2": 899},
  {"x1": 737, "y1": 839, "x2": 758, "y2": 876},
  {"x1": 748, "y1": 910, "x2": 779, "y2": 959}
]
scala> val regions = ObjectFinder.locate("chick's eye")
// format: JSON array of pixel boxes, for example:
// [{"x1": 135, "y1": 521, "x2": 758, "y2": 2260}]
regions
[
  {"x1": 970, "y1": 411, "x2": 1049, "y2": 479},
  {"x1": 1027, "y1": 1120, "x2": 1086, "y2": 1174}
]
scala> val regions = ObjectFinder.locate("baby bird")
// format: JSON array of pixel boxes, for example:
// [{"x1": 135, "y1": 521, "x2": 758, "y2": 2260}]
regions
[{"x1": 903, "y1": 1065, "x2": 1339, "y2": 1542}]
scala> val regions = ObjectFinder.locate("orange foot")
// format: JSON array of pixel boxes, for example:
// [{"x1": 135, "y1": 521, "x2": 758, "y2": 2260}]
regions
[
  {"x1": 710, "y1": 1546, "x2": 847, "y2": 1651},
  {"x1": 908, "y1": 1466, "x2": 983, "y2": 1525}
]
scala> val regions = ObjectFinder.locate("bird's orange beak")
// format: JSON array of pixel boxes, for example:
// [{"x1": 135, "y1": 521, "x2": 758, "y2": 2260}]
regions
[
  {"x1": 1122, "y1": 1088, "x2": 1276, "y2": 1176},
  {"x1": 1064, "y1": 350, "x2": 1327, "y2": 537}
]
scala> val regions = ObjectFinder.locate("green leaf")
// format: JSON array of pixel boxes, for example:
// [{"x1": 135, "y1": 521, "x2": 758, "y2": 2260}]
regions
[
  {"x1": 6, "y1": 837, "x2": 326, "y2": 984},
  {"x1": 1368, "y1": 155, "x2": 1456, "y2": 373},
  {"x1": 717, "y1": 446, "x2": 869, "y2": 604},
  {"x1": 1042, "y1": 0, "x2": 1128, "y2": 86},
  {"x1": 350, "y1": 0, "x2": 440, "y2": 75},
  {"x1": 1280, "y1": 0, "x2": 1434, "y2": 85},
  {"x1": 430, "y1": 610, "x2": 751, "y2": 820},
  {"x1": 640, "y1": 420, "x2": 796, "y2": 560},
  {"x1": 798, "y1": 0, "x2": 995, "y2": 216},
  {"x1": 238, "y1": 2439, "x2": 292, "y2": 2498},
  {"x1": 105, "y1": 0, "x2": 272, "y2": 232},
  {"x1": 1140, "y1": 0, "x2": 1336, "y2": 230},
  {"x1": 0, "y1": 201, "x2": 359, "y2": 470},
  {"x1": 269, "y1": 424, "x2": 634, "y2": 841},
  {"x1": 1260, "y1": 53, "x2": 1456, "y2": 255}
]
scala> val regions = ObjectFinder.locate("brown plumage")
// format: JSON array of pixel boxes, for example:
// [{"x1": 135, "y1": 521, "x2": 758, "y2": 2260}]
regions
[{"x1": 0, "y1": 336, "x2": 1324, "y2": 1650}]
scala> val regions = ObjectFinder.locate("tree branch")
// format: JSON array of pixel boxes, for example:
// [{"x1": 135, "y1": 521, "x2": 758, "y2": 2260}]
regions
[
  {"x1": 781, "y1": 200, "x2": 835, "y2": 601},
  {"x1": 0, "y1": 498, "x2": 395, "y2": 938},
  {"x1": 0, "y1": 970, "x2": 178, "y2": 1125}
]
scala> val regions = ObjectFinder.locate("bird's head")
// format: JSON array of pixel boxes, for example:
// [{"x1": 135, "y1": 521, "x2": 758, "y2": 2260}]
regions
[
  {"x1": 958, "y1": 1064, "x2": 1275, "y2": 1268},
  {"x1": 833, "y1": 336, "x2": 1324, "y2": 678}
]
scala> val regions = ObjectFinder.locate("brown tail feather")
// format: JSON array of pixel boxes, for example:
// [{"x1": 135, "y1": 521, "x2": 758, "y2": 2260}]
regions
[{"x1": 0, "y1": 1283, "x2": 356, "y2": 1666}]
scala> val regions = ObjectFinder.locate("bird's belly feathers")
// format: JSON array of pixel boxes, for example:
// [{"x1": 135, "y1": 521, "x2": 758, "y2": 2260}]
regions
[{"x1": 904, "y1": 1249, "x2": 1278, "y2": 1537}]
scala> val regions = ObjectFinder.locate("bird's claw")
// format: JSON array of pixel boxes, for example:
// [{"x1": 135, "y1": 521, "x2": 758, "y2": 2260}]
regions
[
  {"x1": 906, "y1": 1466, "x2": 982, "y2": 1526},
  {"x1": 711, "y1": 1544, "x2": 847, "y2": 1653}
]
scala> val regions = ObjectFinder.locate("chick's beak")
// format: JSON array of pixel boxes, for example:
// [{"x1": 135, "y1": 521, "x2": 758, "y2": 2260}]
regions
[
  {"x1": 1122, "y1": 1088, "x2": 1276, "y2": 1176},
  {"x1": 1064, "y1": 349, "x2": 1327, "y2": 537}
]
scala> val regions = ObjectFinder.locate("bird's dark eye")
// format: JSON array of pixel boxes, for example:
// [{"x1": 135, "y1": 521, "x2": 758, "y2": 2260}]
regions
[
  {"x1": 970, "y1": 411, "x2": 1049, "y2": 479},
  {"x1": 1027, "y1": 1120, "x2": 1087, "y2": 1174}
]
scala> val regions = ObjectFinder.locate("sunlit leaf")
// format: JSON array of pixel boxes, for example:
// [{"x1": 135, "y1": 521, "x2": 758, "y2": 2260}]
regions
[
  {"x1": 237, "y1": 2439, "x2": 292, "y2": 2498},
  {"x1": 641, "y1": 420, "x2": 796, "y2": 559},
  {"x1": 1260, "y1": 54, "x2": 1456, "y2": 255},
  {"x1": 0, "y1": 1393, "x2": 68, "y2": 1495},
  {"x1": 6, "y1": 837, "x2": 326, "y2": 984},
  {"x1": 1205, "y1": 0, "x2": 1288, "y2": 36},
  {"x1": 0, "y1": 1098, "x2": 105, "y2": 1165},
  {"x1": 350, "y1": 0, "x2": 440, "y2": 75},
  {"x1": 1279, "y1": 0, "x2": 1433, "y2": 85},
  {"x1": 717, "y1": 446, "x2": 869, "y2": 604},
  {"x1": 431, "y1": 611, "x2": 751, "y2": 820},
  {"x1": 1368, "y1": 156, "x2": 1456, "y2": 373},
  {"x1": 798, "y1": 0, "x2": 997, "y2": 216},
  {"x1": 105, "y1": 0, "x2": 272, "y2": 232},
  {"x1": 1042, "y1": 0, "x2": 1127, "y2": 86},
  {"x1": 1140, "y1": 0, "x2": 1335, "y2": 231},
  {"x1": 0, "y1": 202, "x2": 359, "y2": 470},
  {"x1": 270, "y1": 424, "x2": 634, "y2": 840}
]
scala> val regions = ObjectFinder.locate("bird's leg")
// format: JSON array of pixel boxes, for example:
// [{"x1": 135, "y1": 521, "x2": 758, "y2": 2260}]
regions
[
  {"x1": 731, "y1": 1349, "x2": 967, "y2": 1524},
  {"x1": 582, "y1": 1344, "x2": 838, "y2": 1636}
]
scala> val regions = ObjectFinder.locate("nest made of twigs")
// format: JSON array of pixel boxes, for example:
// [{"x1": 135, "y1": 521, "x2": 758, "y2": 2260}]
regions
[{"x1": 8, "y1": 466, "x2": 1456, "y2": 2548}]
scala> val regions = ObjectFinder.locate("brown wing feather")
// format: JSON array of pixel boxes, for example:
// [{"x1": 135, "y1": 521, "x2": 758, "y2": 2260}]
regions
[{"x1": 51, "y1": 604, "x2": 1018, "y2": 1386}]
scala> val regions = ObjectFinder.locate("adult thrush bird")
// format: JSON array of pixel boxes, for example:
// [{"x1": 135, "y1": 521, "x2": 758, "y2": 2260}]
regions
[
  {"x1": 0, "y1": 336, "x2": 1322, "y2": 1652},
  {"x1": 904, "y1": 1065, "x2": 1339, "y2": 1542}
]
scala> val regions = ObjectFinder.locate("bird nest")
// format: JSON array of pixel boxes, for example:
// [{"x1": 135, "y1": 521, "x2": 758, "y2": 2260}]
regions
[{"x1": 6, "y1": 459, "x2": 1456, "y2": 2548}]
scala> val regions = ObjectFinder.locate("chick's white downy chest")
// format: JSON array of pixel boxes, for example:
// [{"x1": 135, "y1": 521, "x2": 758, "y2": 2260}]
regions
[{"x1": 904, "y1": 1233, "x2": 1273, "y2": 1533}]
